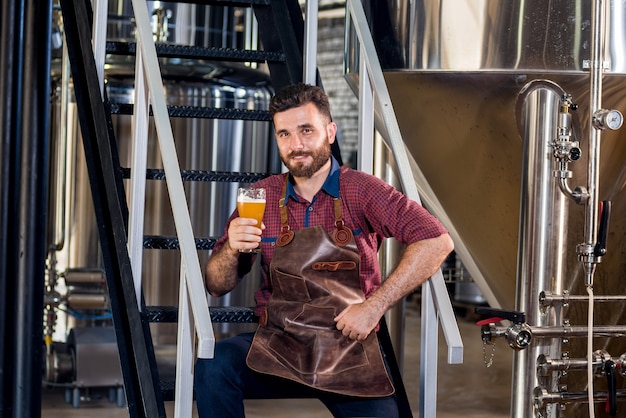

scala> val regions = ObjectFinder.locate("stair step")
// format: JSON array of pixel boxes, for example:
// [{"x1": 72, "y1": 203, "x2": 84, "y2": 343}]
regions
[
  {"x1": 142, "y1": 235, "x2": 216, "y2": 251},
  {"x1": 107, "y1": 103, "x2": 272, "y2": 122},
  {"x1": 179, "y1": 0, "x2": 271, "y2": 6},
  {"x1": 145, "y1": 305, "x2": 257, "y2": 323},
  {"x1": 160, "y1": 380, "x2": 176, "y2": 403},
  {"x1": 120, "y1": 168, "x2": 267, "y2": 184},
  {"x1": 106, "y1": 41, "x2": 284, "y2": 63}
]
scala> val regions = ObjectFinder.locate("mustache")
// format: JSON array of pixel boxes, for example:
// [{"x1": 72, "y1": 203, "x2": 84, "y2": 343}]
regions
[{"x1": 288, "y1": 151, "x2": 312, "y2": 158}]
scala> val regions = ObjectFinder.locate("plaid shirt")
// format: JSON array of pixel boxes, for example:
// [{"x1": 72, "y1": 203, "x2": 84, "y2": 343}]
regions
[{"x1": 213, "y1": 157, "x2": 448, "y2": 316}]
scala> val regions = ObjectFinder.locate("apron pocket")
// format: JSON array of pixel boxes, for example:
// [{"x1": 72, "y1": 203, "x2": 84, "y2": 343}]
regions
[
  {"x1": 272, "y1": 268, "x2": 312, "y2": 302},
  {"x1": 269, "y1": 304, "x2": 369, "y2": 375}
]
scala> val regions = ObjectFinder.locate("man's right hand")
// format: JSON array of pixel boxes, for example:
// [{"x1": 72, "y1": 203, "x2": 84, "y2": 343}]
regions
[{"x1": 227, "y1": 217, "x2": 265, "y2": 253}]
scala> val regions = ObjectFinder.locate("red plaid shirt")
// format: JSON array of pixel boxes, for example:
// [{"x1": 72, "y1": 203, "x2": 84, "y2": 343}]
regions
[{"x1": 213, "y1": 157, "x2": 448, "y2": 316}]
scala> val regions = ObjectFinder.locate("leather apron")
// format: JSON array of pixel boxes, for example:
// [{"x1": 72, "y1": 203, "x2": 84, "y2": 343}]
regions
[{"x1": 246, "y1": 180, "x2": 394, "y2": 397}]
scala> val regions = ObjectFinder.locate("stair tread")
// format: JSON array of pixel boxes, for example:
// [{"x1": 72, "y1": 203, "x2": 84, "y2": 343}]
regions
[
  {"x1": 107, "y1": 103, "x2": 272, "y2": 121},
  {"x1": 120, "y1": 167, "x2": 269, "y2": 183},
  {"x1": 145, "y1": 305, "x2": 257, "y2": 323},
  {"x1": 142, "y1": 235, "x2": 217, "y2": 250},
  {"x1": 161, "y1": 0, "x2": 270, "y2": 7},
  {"x1": 106, "y1": 41, "x2": 284, "y2": 63}
]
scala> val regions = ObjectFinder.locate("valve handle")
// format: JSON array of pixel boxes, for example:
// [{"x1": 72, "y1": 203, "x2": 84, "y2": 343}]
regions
[
  {"x1": 605, "y1": 359, "x2": 617, "y2": 416},
  {"x1": 475, "y1": 307, "x2": 526, "y2": 324},
  {"x1": 595, "y1": 200, "x2": 611, "y2": 256},
  {"x1": 476, "y1": 317, "x2": 505, "y2": 326}
]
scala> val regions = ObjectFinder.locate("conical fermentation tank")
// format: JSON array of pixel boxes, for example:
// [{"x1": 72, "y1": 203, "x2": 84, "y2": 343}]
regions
[
  {"x1": 346, "y1": 1, "x2": 626, "y2": 417},
  {"x1": 48, "y1": 1, "x2": 278, "y2": 346}
]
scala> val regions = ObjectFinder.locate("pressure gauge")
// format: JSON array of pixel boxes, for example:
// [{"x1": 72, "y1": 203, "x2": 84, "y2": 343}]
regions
[
  {"x1": 606, "y1": 110, "x2": 623, "y2": 130},
  {"x1": 593, "y1": 109, "x2": 624, "y2": 130}
]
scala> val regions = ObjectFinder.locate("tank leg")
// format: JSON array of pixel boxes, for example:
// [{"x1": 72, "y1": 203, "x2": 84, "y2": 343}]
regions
[
  {"x1": 117, "y1": 386, "x2": 125, "y2": 408},
  {"x1": 64, "y1": 388, "x2": 72, "y2": 404},
  {"x1": 72, "y1": 387, "x2": 81, "y2": 408}
]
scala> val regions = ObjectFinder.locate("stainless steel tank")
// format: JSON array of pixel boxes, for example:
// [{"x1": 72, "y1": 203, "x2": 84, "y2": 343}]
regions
[
  {"x1": 346, "y1": 1, "x2": 626, "y2": 417},
  {"x1": 106, "y1": 61, "x2": 275, "y2": 343},
  {"x1": 48, "y1": 2, "x2": 276, "y2": 347}
]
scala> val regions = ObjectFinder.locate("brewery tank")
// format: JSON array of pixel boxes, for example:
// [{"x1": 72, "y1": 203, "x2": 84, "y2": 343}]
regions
[
  {"x1": 49, "y1": 2, "x2": 277, "y2": 345},
  {"x1": 346, "y1": 1, "x2": 626, "y2": 416},
  {"x1": 347, "y1": 0, "x2": 626, "y2": 317}
]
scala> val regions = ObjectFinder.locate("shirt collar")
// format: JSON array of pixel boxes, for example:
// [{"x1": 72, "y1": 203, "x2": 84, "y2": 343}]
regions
[{"x1": 285, "y1": 156, "x2": 340, "y2": 201}]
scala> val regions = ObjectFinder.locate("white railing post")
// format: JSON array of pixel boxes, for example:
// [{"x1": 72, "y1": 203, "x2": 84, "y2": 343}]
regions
[
  {"x1": 357, "y1": 55, "x2": 374, "y2": 173},
  {"x1": 175, "y1": 267, "x2": 195, "y2": 418},
  {"x1": 303, "y1": 0, "x2": 319, "y2": 84},
  {"x1": 128, "y1": 48, "x2": 150, "y2": 310},
  {"x1": 91, "y1": 0, "x2": 107, "y2": 98},
  {"x1": 130, "y1": 0, "x2": 214, "y2": 356},
  {"x1": 129, "y1": 0, "x2": 216, "y2": 415}
]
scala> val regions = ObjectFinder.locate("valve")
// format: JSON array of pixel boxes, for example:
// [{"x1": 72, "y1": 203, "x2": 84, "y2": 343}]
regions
[
  {"x1": 617, "y1": 353, "x2": 626, "y2": 378},
  {"x1": 605, "y1": 359, "x2": 618, "y2": 416},
  {"x1": 594, "y1": 200, "x2": 611, "y2": 257},
  {"x1": 475, "y1": 307, "x2": 532, "y2": 351},
  {"x1": 505, "y1": 323, "x2": 533, "y2": 350},
  {"x1": 592, "y1": 350, "x2": 618, "y2": 416},
  {"x1": 553, "y1": 95, "x2": 580, "y2": 162},
  {"x1": 552, "y1": 94, "x2": 589, "y2": 205}
]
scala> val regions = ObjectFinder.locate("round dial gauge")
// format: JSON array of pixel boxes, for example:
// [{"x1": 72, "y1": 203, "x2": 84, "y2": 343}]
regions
[{"x1": 605, "y1": 109, "x2": 623, "y2": 130}]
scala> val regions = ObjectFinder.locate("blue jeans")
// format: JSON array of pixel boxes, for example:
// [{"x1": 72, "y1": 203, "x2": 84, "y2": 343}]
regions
[{"x1": 194, "y1": 332, "x2": 399, "y2": 418}]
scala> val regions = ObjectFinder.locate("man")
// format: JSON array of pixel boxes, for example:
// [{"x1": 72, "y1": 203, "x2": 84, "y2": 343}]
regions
[{"x1": 194, "y1": 83, "x2": 453, "y2": 417}]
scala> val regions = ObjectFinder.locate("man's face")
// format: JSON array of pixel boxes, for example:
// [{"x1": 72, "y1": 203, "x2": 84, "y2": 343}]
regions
[{"x1": 273, "y1": 102, "x2": 337, "y2": 179}]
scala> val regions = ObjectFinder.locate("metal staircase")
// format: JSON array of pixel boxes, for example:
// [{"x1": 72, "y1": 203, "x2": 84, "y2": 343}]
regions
[
  {"x1": 59, "y1": 0, "x2": 299, "y2": 417},
  {"x1": 57, "y1": 1, "x2": 414, "y2": 417}
]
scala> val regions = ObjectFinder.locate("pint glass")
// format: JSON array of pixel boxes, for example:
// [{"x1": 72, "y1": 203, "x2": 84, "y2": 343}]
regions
[{"x1": 236, "y1": 187, "x2": 266, "y2": 252}]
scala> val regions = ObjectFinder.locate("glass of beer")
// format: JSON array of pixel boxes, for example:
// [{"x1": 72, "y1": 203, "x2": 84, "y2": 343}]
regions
[{"x1": 236, "y1": 187, "x2": 266, "y2": 252}]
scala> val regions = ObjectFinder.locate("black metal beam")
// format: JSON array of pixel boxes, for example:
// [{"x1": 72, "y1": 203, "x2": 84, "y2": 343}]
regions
[
  {"x1": 13, "y1": 1, "x2": 53, "y2": 416},
  {"x1": 253, "y1": 0, "x2": 343, "y2": 165},
  {"x1": 1, "y1": 0, "x2": 52, "y2": 417},
  {"x1": 253, "y1": 0, "x2": 303, "y2": 88},
  {"x1": 58, "y1": 0, "x2": 165, "y2": 416},
  {"x1": 0, "y1": 0, "x2": 24, "y2": 414}
]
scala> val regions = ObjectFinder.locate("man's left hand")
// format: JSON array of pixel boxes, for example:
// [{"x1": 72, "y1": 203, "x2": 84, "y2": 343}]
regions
[{"x1": 334, "y1": 302, "x2": 382, "y2": 341}]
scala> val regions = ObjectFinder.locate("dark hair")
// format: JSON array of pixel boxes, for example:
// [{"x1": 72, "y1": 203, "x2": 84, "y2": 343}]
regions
[{"x1": 269, "y1": 83, "x2": 332, "y2": 122}]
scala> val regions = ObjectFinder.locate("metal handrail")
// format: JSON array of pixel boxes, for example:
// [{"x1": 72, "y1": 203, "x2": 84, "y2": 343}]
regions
[
  {"x1": 344, "y1": 1, "x2": 463, "y2": 417},
  {"x1": 90, "y1": 2, "x2": 216, "y2": 417},
  {"x1": 128, "y1": 0, "x2": 214, "y2": 353}
]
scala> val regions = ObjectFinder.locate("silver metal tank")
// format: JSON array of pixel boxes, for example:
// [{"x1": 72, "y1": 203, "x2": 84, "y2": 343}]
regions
[
  {"x1": 346, "y1": 1, "x2": 626, "y2": 417},
  {"x1": 48, "y1": 2, "x2": 276, "y2": 346},
  {"x1": 106, "y1": 61, "x2": 275, "y2": 343}
]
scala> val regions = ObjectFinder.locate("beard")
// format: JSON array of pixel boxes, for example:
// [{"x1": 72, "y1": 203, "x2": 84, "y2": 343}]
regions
[{"x1": 281, "y1": 142, "x2": 332, "y2": 178}]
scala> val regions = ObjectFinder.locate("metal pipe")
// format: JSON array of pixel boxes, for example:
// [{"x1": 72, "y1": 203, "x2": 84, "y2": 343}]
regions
[
  {"x1": 534, "y1": 387, "x2": 626, "y2": 407},
  {"x1": 513, "y1": 80, "x2": 570, "y2": 418},
  {"x1": 489, "y1": 325, "x2": 626, "y2": 339},
  {"x1": 540, "y1": 291, "x2": 626, "y2": 306},
  {"x1": 578, "y1": 0, "x2": 607, "y2": 287},
  {"x1": 581, "y1": 2, "x2": 607, "y2": 414},
  {"x1": 67, "y1": 294, "x2": 108, "y2": 309},
  {"x1": 536, "y1": 355, "x2": 591, "y2": 375},
  {"x1": 557, "y1": 176, "x2": 588, "y2": 206},
  {"x1": 537, "y1": 353, "x2": 623, "y2": 375},
  {"x1": 63, "y1": 269, "x2": 105, "y2": 285},
  {"x1": 49, "y1": 29, "x2": 71, "y2": 253}
]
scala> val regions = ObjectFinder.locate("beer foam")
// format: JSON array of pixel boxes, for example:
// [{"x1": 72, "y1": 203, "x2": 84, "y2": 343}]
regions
[{"x1": 237, "y1": 196, "x2": 266, "y2": 203}]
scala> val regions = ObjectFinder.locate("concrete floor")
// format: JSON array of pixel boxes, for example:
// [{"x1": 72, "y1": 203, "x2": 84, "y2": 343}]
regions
[{"x1": 41, "y1": 303, "x2": 513, "y2": 417}]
